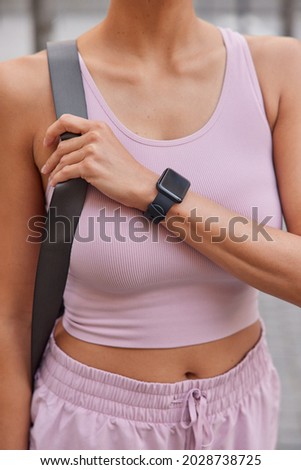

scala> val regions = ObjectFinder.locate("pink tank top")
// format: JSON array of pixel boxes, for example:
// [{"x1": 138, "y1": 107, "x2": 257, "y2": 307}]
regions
[{"x1": 45, "y1": 27, "x2": 282, "y2": 348}]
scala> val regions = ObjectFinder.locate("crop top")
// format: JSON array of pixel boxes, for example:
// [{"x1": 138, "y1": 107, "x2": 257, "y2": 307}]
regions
[{"x1": 45, "y1": 27, "x2": 283, "y2": 348}]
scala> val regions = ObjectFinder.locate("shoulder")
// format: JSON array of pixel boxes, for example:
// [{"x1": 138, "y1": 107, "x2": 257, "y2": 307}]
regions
[
  {"x1": 245, "y1": 34, "x2": 301, "y2": 84},
  {"x1": 0, "y1": 50, "x2": 50, "y2": 106},
  {"x1": 244, "y1": 34, "x2": 301, "y2": 129},
  {"x1": 0, "y1": 50, "x2": 54, "y2": 141},
  {"x1": 245, "y1": 34, "x2": 301, "y2": 91}
]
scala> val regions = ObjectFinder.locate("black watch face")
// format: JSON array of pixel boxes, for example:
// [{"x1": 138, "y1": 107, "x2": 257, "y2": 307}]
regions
[{"x1": 157, "y1": 168, "x2": 191, "y2": 203}]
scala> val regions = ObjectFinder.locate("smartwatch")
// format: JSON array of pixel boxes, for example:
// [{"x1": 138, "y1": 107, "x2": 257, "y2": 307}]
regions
[{"x1": 143, "y1": 168, "x2": 191, "y2": 224}]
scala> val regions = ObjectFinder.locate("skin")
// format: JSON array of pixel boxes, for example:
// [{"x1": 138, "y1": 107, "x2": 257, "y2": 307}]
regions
[{"x1": 0, "y1": 0, "x2": 301, "y2": 449}]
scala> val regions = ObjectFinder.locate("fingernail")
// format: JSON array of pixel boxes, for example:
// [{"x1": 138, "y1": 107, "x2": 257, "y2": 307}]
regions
[{"x1": 41, "y1": 164, "x2": 47, "y2": 174}]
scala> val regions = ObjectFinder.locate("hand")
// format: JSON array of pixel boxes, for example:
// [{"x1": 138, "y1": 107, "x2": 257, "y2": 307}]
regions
[{"x1": 41, "y1": 114, "x2": 158, "y2": 211}]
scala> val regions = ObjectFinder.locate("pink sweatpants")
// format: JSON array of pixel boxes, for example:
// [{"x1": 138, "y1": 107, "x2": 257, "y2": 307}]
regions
[{"x1": 30, "y1": 322, "x2": 281, "y2": 450}]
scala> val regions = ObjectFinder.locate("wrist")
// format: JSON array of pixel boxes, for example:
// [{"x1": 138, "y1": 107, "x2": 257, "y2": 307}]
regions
[
  {"x1": 135, "y1": 170, "x2": 159, "y2": 212},
  {"x1": 143, "y1": 168, "x2": 191, "y2": 224}
]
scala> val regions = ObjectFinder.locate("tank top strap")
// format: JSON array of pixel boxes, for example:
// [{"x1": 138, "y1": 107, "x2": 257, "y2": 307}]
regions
[{"x1": 218, "y1": 26, "x2": 266, "y2": 117}]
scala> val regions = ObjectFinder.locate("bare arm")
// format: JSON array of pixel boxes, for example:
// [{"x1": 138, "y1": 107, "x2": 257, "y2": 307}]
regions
[
  {"x1": 159, "y1": 37, "x2": 301, "y2": 307},
  {"x1": 0, "y1": 57, "x2": 46, "y2": 449}
]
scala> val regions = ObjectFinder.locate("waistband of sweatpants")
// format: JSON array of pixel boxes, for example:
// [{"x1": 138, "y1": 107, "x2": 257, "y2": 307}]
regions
[{"x1": 37, "y1": 318, "x2": 274, "y2": 423}]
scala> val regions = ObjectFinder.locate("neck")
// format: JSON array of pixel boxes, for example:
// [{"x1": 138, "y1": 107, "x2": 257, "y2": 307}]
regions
[{"x1": 99, "y1": 0, "x2": 201, "y2": 59}]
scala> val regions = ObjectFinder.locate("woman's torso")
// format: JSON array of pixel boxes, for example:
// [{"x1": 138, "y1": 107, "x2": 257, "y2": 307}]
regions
[{"x1": 34, "y1": 20, "x2": 280, "y2": 382}]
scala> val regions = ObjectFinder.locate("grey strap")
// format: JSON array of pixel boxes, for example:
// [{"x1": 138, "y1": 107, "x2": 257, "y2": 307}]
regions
[
  {"x1": 47, "y1": 40, "x2": 88, "y2": 121},
  {"x1": 31, "y1": 40, "x2": 88, "y2": 382}
]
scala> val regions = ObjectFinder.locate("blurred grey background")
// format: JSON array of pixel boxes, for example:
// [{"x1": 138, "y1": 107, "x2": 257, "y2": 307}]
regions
[{"x1": 0, "y1": 0, "x2": 300, "y2": 450}]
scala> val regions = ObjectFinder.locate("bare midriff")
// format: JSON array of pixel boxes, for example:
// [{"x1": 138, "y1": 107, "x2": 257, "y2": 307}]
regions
[{"x1": 54, "y1": 318, "x2": 262, "y2": 383}]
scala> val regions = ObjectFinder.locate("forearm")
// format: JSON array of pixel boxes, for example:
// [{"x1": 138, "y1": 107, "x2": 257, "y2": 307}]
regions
[
  {"x1": 39, "y1": 110, "x2": 301, "y2": 306},
  {"x1": 160, "y1": 190, "x2": 301, "y2": 307},
  {"x1": 0, "y1": 320, "x2": 32, "y2": 449},
  {"x1": 0, "y1": 380, "x2": 32, "y2": 449}
]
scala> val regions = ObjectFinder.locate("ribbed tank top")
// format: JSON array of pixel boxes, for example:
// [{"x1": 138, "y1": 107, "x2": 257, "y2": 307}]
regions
[{"x1": 45, "y1": 27, "x2": 282, "y2": 348}]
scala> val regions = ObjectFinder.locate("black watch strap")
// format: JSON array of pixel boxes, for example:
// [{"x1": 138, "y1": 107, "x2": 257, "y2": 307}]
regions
[{"x1": 144, "y1": 192, "x2": 175, "y2": 224}]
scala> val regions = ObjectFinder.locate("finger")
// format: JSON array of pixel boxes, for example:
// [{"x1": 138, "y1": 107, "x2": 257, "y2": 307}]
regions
[
  {"x1": 48, "y1": 147, "x2": 86, "y2": 180},
  {"x1": 41, "y1": 133, "x2": 87, "y2": 174},
  {"x1": 44, "y1": 114, "x2": 92, "y2": 147},
  {"x1": 49, "y1": 162, "x2": 84, "y2": 187}
]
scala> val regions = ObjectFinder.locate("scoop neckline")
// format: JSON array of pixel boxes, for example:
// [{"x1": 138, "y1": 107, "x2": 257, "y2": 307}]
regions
[{"x1": 78, "y1": 26, "x2": 231, "y2": 147}]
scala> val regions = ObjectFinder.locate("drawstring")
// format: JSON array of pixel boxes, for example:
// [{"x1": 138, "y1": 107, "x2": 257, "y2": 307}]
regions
[{"x1": 180, "y1": 388, "x2": 214, "y2": 449}]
